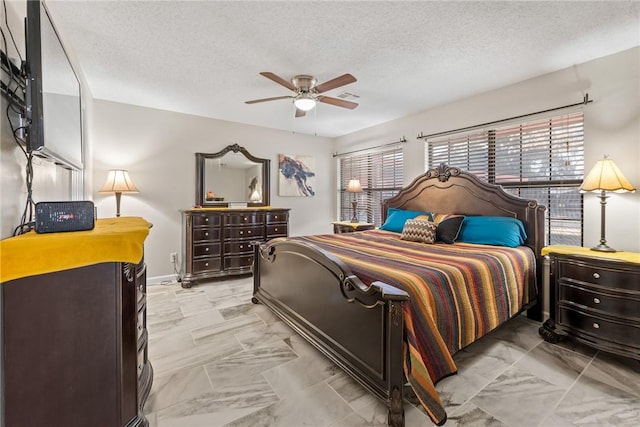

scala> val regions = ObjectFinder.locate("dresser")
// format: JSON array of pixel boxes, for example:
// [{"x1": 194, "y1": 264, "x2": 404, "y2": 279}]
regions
[
  {"x1": 0, "y1": 217, "x2": 152, "y2": 427},
  {"x1": 181, "y1": 208, "x2": 289, "y2": 287},
  {"x1": 539, "y1": 245, "x2": 640, "y2": 360}
]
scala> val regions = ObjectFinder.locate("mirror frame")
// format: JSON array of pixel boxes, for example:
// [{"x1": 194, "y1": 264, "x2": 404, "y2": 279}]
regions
[{"x1": 195, "y1": 144, "x2": 270, "y2": 207}]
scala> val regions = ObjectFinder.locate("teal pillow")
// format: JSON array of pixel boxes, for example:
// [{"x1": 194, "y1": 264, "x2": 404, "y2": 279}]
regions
[
  {"x1": 380, "y1": 208, "x2": 432, "y2": 233},
  {"x1": 458, "y1": 216, "x2": 527, "y2": 247}
]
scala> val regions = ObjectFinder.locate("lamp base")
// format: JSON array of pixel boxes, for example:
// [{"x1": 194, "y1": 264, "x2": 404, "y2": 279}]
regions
[
  {"x1": 590, "y1": 243, "x2": 617, "y2": 253},
  {"x1": 350, "y1": 200, "x2": 358, "y2": 223}
]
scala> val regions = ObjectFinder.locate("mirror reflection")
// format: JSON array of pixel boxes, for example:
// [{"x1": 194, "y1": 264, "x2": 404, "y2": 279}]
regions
[{"x1": 195, "y1": 144, "x2": 270, "y2": 207}]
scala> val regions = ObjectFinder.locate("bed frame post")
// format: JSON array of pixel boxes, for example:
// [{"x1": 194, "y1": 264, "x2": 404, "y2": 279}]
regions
[{"x1": 386, "y1": 299, "x2": 405, "y2": 427}]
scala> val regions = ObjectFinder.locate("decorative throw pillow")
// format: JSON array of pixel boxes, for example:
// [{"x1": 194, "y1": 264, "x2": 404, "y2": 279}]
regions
[
  {"x1": 380, "y1": 208, "x2": 433, "y2": 233},
  {"x1": 458, "y1": 216, "x2": 527, "y2": 247},
  {"x1": 400, "y1": 219, "x2": 437, "y2": 244},
  {"x1": 432, "y1": 213, "x2": 465, "y2": 244}
]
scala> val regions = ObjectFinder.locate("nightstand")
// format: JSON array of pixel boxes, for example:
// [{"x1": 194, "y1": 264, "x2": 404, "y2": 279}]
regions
[
  {"x1": 332, "y1": 221, "x2": 375, "y2": 234},
  {"x1": 539, "y1": 245, "x2": 640, "y2": 360}
]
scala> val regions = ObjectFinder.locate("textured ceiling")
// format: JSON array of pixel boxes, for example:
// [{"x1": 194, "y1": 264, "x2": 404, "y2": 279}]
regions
[{"x1": 47, "y1": 1, "x2": 640, "y2": 138}]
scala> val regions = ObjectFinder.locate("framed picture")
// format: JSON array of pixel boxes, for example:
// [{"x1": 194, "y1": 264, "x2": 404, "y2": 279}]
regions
[{"x1": 278, "y1": 154, "x2": 316, "y2": 196}]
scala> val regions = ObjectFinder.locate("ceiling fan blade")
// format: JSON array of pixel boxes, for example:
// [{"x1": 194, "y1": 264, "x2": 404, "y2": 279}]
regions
[
  {"x1": 295, "y1": 108, "x2": 306, "y2": 118},
  {"x1": 318, "y1": 96, "x2": 358, "y2": 110},
  {"x1": 314, "y1": 74, "x2": 357, "y2": 94},
  {"x1": 245, "y1": 95, "x2": 293, "y2": 104},
  {"x1": 260, "y1": 72, "x2": 296, "y2": 91}
]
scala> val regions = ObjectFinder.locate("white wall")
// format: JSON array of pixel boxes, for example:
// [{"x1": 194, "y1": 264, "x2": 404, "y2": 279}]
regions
[
  {"x1": 335, "y1": 47, "x2": 640, "y2": 253},
  {"x1": 89, "y1": 101, "x2": 334, "y2": 281}
]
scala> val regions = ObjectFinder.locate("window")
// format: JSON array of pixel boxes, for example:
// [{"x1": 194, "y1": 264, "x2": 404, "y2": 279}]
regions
[
  {"x1": 338, "y1": 147, "x2": 403, "y2": 226},
  {"x1": 426, "y1": 112, "x2": 584, "y2": 246}
]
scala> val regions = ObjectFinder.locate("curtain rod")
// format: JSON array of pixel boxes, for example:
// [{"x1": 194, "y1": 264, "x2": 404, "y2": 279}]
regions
[
  {"x1": 333, "y1": 136, "x2": 407, "y2": 158},
  {"x1": 417, "y1": 93, "x2": 592, "y2": 141}
]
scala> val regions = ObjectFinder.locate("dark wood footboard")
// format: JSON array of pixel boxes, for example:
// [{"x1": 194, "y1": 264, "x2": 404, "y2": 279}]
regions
[{"x1": 252, "y1": 240, "x2": 409, "y2": 426}]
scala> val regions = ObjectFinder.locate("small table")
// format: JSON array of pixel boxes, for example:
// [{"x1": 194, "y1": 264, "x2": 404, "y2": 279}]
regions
[
  {"x1": 539, "y1": 245, "x2": 640, "y2": 360},
  {"x1": 332, "y1": 221, "x2": 375, "y2": 234}
]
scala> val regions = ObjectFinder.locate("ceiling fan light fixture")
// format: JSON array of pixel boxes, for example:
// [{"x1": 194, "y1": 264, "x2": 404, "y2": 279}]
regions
[{"x1": 293, "y1": 95, "x2": 316, "y2": 111}]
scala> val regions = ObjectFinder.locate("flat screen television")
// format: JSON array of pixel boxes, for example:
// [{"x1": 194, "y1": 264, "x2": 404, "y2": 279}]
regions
[{"x1": 26, "y1": 0, "x2": 83, "y2": 170}]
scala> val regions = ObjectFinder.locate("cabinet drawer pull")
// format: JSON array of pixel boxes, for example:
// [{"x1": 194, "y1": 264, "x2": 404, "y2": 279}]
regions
[
  {"x1": 205, "y1": 232, "x2": 209, "y2": 237},
  {"x1": 240, "y1": 231, "x2": 243, "y2": 235},
  {"x1": 205, "y1": 218, "x2": 209, "y2": 223},
  {"x1": 239, "y1": 245, "x2": 244, "y2": 249},
  {"x1": 205, "y1": 262, "x2": 209, "y2": 267},
  {"x1": 593, "y1": 297, "x2": 600, "y2": 304},
  {"x1": 593, "y1": 272, "x2": 600, "y2": 279},
  {"x1": 274, "y1": 228, "x2": 278, "y2": 232},
  {"x1": 248, "y1": 230, "x2": 251, "y2": 234},
  {"x1": 274, "y1": 215, "x2": 278, "y2": 219},
  {"x1": 593, "y1": 322, "x2": 600, "y2": 329},
  {"x1": 205, "y1": 247, "x2": 209, "y2": 252}
]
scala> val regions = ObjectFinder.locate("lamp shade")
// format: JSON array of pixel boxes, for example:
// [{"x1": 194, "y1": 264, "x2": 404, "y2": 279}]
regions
[
  {"x1": 580, "y1": 157, "x2": 636, "y2": 193},
  {"x1": 99, "y1": 170, "x2": 139, "y2": 193},
  {"x1": 346, "y1": 179, "x2": 363, "y2": 193}
]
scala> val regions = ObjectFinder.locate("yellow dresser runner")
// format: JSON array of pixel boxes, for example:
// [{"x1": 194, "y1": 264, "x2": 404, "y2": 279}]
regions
[
  {"x1": 541, "y1": 245, "x2": 640, "y2": 264},
  {"x1": 0, "y1": 217, "x2": 150, "y2": 283}
]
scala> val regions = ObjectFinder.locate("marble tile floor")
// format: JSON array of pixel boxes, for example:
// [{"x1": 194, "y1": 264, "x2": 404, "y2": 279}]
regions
[{"x1": 144, "y1": 277, "x2": 640, "y2": 427}]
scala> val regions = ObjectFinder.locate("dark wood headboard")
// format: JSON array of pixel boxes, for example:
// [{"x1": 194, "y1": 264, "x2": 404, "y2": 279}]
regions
[{"x1": 382, "y1": 164, "x2": 546, "y2": 257}]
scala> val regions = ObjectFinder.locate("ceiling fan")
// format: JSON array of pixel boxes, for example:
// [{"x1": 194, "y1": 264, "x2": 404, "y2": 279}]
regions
[{"x1": 245, "y1": 72, "x2": 358, "y2": 117}]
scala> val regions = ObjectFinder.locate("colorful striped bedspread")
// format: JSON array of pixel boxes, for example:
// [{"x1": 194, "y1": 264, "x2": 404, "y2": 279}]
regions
[{"x1": 289, "y1": 229, "x2": 536, "y2": 425}]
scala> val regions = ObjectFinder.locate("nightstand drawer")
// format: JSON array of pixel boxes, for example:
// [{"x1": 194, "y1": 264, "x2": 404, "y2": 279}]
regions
[
  {"x1": 558, "y1": 259, "x2": 640, "y2": 291},
  {"x1": 558, "y1": 306, "x2": 640, "y2": 347},
  {"x1": 559, "y1": 281, "x2": 640, "y2": 320}
]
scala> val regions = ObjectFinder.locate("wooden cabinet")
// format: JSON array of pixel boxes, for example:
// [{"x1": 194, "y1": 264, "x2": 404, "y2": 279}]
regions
[
  {"x1": 182, "y1": 208, "x2": 289, "y2": 287},
  {"x1": 1, "y1": 259, "x2": 152, "y2": 427},
  {"x1": 540, "y1": 248, "x2": 640, "y2": 360}
]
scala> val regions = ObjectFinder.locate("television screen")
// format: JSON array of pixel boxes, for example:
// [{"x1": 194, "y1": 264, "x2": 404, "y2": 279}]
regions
[{"x1": 26, "y1": 1, "x2": 83, "y2": 170}]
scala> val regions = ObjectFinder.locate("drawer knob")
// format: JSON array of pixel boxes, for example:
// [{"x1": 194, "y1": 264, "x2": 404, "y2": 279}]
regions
[
  {"x1": 593, "y1": 322, "x2": 600, "y2": 329},
  {"x1": 205, "y1": 218, "x2": 209, "y2": 222},
  {"x1": 205, "y1": 232, "x2": 209, "y2": 237},
  {"x1": 240, "y1": 245, "x2": 244, "y2": 249},
  {"x1": 274, "y1": 228, "x2": 278, "y2": 232},
  {"x1": 248, "y1": 230, "x2": 251, "y2": 234},
  {"x1": 205, "y1": 262, "x2": 209, "y2": 267},
  {"x1": 240, "y1": 231, "x2": 243, "y2": 235},
  {"x1": 205, "y1": 247, "x2": 209, "y2": 252},
  {"x1": 274, "y1": 215, "x2": 278, "y2": 219},
  {"x1": 593, "y1": 297, "x2": 601, "y2": 304},
  {"x1": 593, "y1": 272, "x2": 600, "y2": 279}
]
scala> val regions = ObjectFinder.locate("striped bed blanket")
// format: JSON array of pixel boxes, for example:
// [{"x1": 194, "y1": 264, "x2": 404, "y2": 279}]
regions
[{"x1": 289, "y1": 229, "x2": 536, "y2": 425}]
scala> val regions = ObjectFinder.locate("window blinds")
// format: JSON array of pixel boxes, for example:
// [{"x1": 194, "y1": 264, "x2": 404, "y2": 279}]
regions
[
  {"x1": 426, "y1": 112, "x2": 584, "y2": 246},
  {"x1": 339, "y1": 147, "x2": 403, "y2": 226}
]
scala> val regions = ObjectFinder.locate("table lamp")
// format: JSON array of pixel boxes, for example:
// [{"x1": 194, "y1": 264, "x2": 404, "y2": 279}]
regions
[
  {"x1": 346, "y1": 179, "x2": 363, "y2": 223},
  {"x1": 580, "y1": 156, "x2": 636, "y2": 252},
  {"x1": 99, "y1": 170, "x2": 139, "y2": 217}
]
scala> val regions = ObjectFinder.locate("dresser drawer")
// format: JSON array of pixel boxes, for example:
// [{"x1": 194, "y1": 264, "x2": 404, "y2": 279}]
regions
[
  {"x1": 193, "y1": 242, "x2": 221, "y2": 258},
  {"x1": 559, "y1": 280, "x2": 640, "y2": 320},
  {"x1": 191, "y1": 213, "x2": 222, "y2": 227},
  {"x1": 266, "y1": 211, "x2": 288, "y2": 224},
  {"x1": 136, "y1": 309, "x2": 145, "y2": 340},
  {"x1": 193, "y1": 228, "x2": 221, "y2": 242},
  {"x1": 558, "y1": 305, "x2": 640, "y2": 347},
  {"x1": 224, "y1": 226, "x2": 264, "y2": 240},
  {"x1": 224, "y1": 241, "x2": 253, "y2": 255},
  {"x1": 192, "y1": 257, "x2": 221, "y2": 273},
  {"x1": 266, "y1": 224, "x2": 288, "y2": 237},
  {"x1": 557, "y1": 259, "x2": 640, "y2": 291},
  {"x1": 224, "y1": 254, "x2": 254, "y2": 270},
  {"x1": 224, "y1": 212, "x2": 264, "y2": 226}
]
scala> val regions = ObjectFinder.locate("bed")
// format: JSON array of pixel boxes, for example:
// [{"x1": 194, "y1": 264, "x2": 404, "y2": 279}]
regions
[{"x1": 252, "y1": 164, "x2": 546, "y2": 426}]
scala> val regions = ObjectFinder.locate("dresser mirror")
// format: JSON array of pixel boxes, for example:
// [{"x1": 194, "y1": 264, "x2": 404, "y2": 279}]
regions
[{"x1": 195, "y1": 144, "x2": 270, "y2": 207}]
